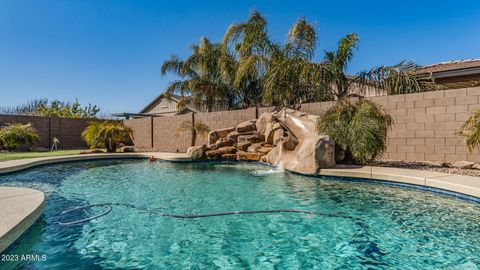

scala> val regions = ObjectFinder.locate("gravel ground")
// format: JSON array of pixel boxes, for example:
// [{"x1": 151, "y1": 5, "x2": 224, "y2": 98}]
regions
[{"x1": 374, "y1": 160, "x2": 480, "y2": 177}]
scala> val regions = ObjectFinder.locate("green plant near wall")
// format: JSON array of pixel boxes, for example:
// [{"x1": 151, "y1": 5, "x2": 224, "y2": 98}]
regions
[
  {"x1": 82, "y1": 121, "x2": 133, "y2": 153},
  {"x1": 176, "y1": 120, "x2": 210, "y2": 147},
  {"x1": 316, "y1": 99, "x2": 392, "y2": 165},
  {"x1": 459, "y1": 110, "x2": 480, "y2": 152},
  {"x1": 0, "y1": 123, "x2": 39, "y2": 151}
]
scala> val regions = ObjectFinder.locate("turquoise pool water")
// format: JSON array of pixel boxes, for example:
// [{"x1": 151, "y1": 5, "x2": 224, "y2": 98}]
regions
[{"x1": 1, "y1": 160, "x2": 480, "y2": 269}]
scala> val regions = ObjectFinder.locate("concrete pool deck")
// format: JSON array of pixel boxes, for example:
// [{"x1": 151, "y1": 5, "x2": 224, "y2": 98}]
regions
[
  {"x1": 1, "y1": 152, "x2": 480, "y2": 254},
  {"x1": 0, "y1": 187, "x2": 44, "y2": 254}
]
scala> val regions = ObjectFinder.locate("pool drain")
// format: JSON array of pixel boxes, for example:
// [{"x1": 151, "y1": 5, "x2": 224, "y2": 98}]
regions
[{"x1": 58, "y1": 203, "x2": 352, "y2": 225}]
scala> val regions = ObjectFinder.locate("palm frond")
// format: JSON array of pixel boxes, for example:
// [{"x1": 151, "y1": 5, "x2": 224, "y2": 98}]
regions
[
  {"x1": 286, "y1": 17, "x2": 317, "y2": 60},
  {"x1": 161, "y1": 55, "x2": 184, "y2": 75},
  {"x1": 460, "y1": 110, "x2": 480, "y2": 152},
  {"x1": 334, "y1": 33, "x2": 359, "y2": 71},
  {"x1": 356, "y1": 60, "x2": 438, "y2": 95}
]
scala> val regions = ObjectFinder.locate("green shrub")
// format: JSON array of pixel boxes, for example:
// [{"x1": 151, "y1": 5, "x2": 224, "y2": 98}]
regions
[
  {"x1": 82, "y1": 121, "x2": 133, "y2": 153},
  {"x1": 316, "y1": 99, "x2": 392, "y2": 164},
  {"x1": 459, "y1": 109, "x2": 480, "y2": 152},
  {"x1": 0, "y1": 123, "x2": 39, "y2": 151}
]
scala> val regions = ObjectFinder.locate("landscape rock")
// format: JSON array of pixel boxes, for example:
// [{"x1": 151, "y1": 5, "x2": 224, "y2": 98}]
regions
[
  {"x1": 282, "y1": 132, "x2": 299, "y2": 151},
  {"x1": 473, "y1": 163, "x2": 480, "y2": 170},
  {"x1": 264, "y1": 108, "x2": 335, "y2": 174},
  {"x1": 226, "y1": 130, "x2": 256, "y2": 141},
  {"x1": 204, "y1": 108, "x2": 336, "y2": 175},
  {"x1": 237, "y1": 151, "x2": 263, "y2": 161},
  {"x1": 206, "y1": 146, "x2": 236, "y2": 158},
  {"x1": 237, "y1": 142, "x2": 251, "y2": 152},
  {"x1": 237, "y1": 133, "x2": 262, "y2": 144},
  {"x1": 256, "y1": 112, "x2": 275, "y2": 135},
  {"x1": 272, "y1": 122, "x2": 282, "y2": 130},
  {"x1": 221, "y1": 153, "x2": 238, "y2": 159},
  {"x1": 214, "y1": 137, "x2": 235, "y2": 148},
  {"x1": 273, "y1": 128, "x2": 285, "y2": 146},
  {"x1": 257, "y1": 146, "x2": 273, "y2": 154},
  {"x1": 122, "y1": 146, "x2": 135, "y2": 152},
  {"x1": 186, "y1": 145, "x2": 207, "y2": 159},
  {"x1": 264, "y1": 123, "x2": 275, "y2": 144},
  {"x1": 236, "y1": 120, "x2": 257, "y2": 133},
  {"x1": 247, "y1": 142, "x2": 264, "y2": 153},
  {"x1": 454, "y1": 161, "x2": 475, "y2": 169},
  {"x1": 207, "y1": 143, "x2": 218, "y2": 151},
  {"x1": 207, "y1": 127, "x2": 235, "y2": 145}
]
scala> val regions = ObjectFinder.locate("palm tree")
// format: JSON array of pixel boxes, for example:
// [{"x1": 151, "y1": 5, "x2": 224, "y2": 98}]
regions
[
  {"x1": 161, "y1": 37, "x2": 235, "y2": 112},
  {"x1": 323, "y1": 33, "x2": 437, "y2": 98},
  {"x1": 82, "y1": 121, "x2": 133, "y2": 153},
  {"x1": 263, "y1": 17, "x2": 333, "y2": 108},
  {"x1": 222, "y1": 10, "x2": 272, "y2": 108},
  {"x1": 316, "y1": 99, "x2": 393, "y2": 164},
  {"x1": 162, "y1": 11, "x2": 437, "y2": 111},
  {"x1": 176, "y1": 120, "x2": 210, "y2": 147},
  {"x1": 459, "y1": 110, "x2": 480, "y2": 152}
]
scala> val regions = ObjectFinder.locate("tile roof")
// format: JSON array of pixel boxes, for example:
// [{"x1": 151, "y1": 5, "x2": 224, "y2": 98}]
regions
[{"x1": 416, "y1": 59, "x2": 480, "y2": 74}]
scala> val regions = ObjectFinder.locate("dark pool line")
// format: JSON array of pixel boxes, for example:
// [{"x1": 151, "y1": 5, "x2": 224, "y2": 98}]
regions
[{"x1": 57, "y1": 202, "x2": 357, "y2": 225}]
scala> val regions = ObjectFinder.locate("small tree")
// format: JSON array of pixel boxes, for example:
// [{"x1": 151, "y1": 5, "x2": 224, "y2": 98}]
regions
[
  {"x1": 82, "y1": 121, "x2": 132, "y2": 153},
  {"x1": 176, "y1": 120, "x2": 210, "y2": 146},
  {"x1": 0, "y1": 98, "x2": 100, "y2": 118},
  {"x1": 0, "y1": 123, "x2": 39, "y2": 151},
  {"x1": 316, "y1": 99, "x2": 392, "y2": 164},
  {"x1": 459, "y1": 110, "x2": 480, "y2": 152}
]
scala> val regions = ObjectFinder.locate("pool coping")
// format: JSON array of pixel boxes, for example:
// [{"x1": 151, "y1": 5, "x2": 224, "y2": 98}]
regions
[
  {"x1": 0, "y1": 187, "x2": 45, "y2": 254},
  {"x1": 1, "y1": 152, "x2": 480, "y2": 254}
]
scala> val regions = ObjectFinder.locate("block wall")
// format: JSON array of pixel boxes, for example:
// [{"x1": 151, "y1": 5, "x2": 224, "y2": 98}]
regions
[
  {"x1": 0, "y1": 115, "x2": 90, "y2": 149},
  {"x1": 125, "y1": 87, "x2": 480, "y2": 163}
]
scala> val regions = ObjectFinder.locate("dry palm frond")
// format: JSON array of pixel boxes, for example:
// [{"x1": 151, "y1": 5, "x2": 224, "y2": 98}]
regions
[{"x1": 459, "y1": 110, "x2": 480, "y2": 153}]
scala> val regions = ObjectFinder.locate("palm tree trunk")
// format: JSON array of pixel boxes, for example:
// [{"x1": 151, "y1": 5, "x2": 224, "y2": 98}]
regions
[{"x1": 191, "y1": 128, "x2": 197, "y2": 146}]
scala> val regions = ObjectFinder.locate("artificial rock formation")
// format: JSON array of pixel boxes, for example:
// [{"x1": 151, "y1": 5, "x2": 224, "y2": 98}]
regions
[
  {"x1": 187, "y1": 145, "x2": 207, "y2": 159},
  {"x1": 186, "y1": 108, "x2": 336, "y2": 175}
]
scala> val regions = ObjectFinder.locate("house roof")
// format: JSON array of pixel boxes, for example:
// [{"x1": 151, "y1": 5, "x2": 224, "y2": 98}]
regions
[
  {"x1": 139, "y1": 93, "x2": 201, "y2": 114},
  {"x1": 416, "y1": 59, "x2": 480, "y2": 75}
]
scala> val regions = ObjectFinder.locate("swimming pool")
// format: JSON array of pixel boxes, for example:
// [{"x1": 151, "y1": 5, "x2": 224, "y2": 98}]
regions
[{"x1": 1, "y1": 159, "x2": 479, "y2": 269}]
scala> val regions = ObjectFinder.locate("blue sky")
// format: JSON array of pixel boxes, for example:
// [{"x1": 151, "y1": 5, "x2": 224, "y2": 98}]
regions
[{"x1": 1, "y1": 0, "x2": 479, "y2": 115}]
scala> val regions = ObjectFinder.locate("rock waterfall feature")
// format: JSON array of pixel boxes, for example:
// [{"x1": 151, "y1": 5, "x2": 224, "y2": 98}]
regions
[{"x1": 187, "y1": 108, "x2": 335, "y2": 175}]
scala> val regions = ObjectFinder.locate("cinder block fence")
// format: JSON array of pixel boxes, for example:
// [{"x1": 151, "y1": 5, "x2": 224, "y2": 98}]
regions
[
  {"x1": 0, "y1": 115, "x2": 91, "y2": 149},
  {"x1": 124, "y1": 87, "x2": 480, "y2": 163}
]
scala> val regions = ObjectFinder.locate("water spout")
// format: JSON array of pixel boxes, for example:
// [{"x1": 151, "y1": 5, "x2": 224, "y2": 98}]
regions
[{"x1": 275, "y1": 141, "x2": 285, "y2": 171}]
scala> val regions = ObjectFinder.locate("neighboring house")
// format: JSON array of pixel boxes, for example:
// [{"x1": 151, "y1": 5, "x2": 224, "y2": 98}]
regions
[
  {"x1": 349, "y1": 59, "x2": 480, "y2": 97},
  {"x1": 416, "y1": 59, "x2": 480, "y2": 90},
  {"x1": 139, "y1": 94, "x2": 201, "y2": 116},
  {"x1": 112, "y1": 94, "x2": 203, "y2": 119}
]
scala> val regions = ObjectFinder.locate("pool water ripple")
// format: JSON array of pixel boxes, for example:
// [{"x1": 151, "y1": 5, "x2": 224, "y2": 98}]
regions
[{"x1": 0, "y1": 160, "x2": 479, "y2": 269}]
